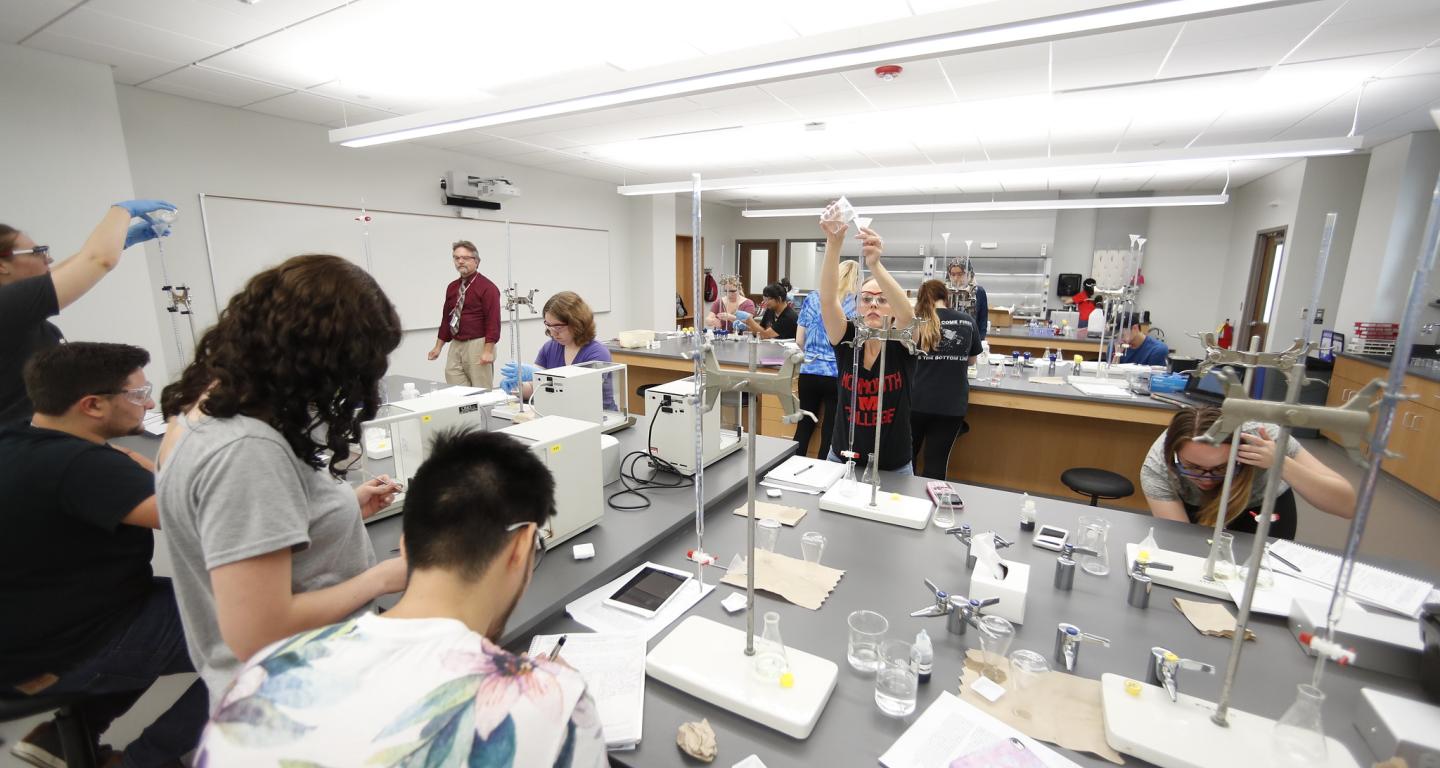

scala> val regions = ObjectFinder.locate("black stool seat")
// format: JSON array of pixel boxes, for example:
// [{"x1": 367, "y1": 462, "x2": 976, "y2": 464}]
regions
[
  {"x1": 0, "y1": 692, "x2": 99, "y2": 768},
  {"x1": 1061, "y1": 467, "x2": 1135, "y2": 506}
]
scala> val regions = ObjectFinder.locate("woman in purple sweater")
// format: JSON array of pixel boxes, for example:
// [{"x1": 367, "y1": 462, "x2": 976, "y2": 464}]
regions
[{"x1": 500, "y1": 291, "x2": 617, "y2": 410}]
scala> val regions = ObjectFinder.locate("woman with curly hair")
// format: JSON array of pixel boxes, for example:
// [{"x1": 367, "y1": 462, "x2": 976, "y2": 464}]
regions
[
  {"x1": 703, "y1": 274, "x2": 756, "y2": 329},
  {"x1": 155, "y1": 254, "x2": 408, "y2": 706}
]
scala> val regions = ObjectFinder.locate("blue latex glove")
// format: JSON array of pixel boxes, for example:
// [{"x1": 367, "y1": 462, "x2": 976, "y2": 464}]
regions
[
  {"x1": 124, "y1": 219, "x2": 168, "y2": 249},
  {"x1": 113, "y1": 199, "x2": 176, "y2": 218},
  {"x1": 734, "y1": 310, "x2": 753, "y2": 323},
  {"x1": 499, "y1": 361, "x2": 538, "y2": 393}
]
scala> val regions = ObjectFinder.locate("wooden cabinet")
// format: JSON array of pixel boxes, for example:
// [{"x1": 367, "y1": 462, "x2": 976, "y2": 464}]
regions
[{"x1": 1327, "y1": 356, "x2": 1440, "y2": 501}]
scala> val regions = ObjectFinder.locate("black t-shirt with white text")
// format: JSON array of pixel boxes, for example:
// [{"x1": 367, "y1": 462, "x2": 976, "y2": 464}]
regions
[
  {"x1": 0, "y1": 426, "x2": 156, "y2": 684},
  {"x1": 0, "y1": 274, "x2": 63, "y2": 426},
  {"x1": 912, "y1": 307, "x2": 983, "y2": 417},
  {"x1": 831, "y1": 321, "x2": 917, "y2": 471}
]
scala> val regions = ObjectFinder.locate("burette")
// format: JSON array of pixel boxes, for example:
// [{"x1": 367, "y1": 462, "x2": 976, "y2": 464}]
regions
[{"x1": 149, "y1": 209, "x2": 196, "y2": 368}]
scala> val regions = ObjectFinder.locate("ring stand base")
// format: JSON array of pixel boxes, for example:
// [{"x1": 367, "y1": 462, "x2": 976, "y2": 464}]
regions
[
  {"x1": 1099, "y1": 674, "x2": 1359, "y2": 768},
  {"x1": 818, "y1": 478, "x2": 932, "y2": 529},
  {"x1": 646, "y1": 616, "x2": 838, "y2": 739},
  {"x1": 1123, "y1": 543, "x2": 1230, "y2": 600}
]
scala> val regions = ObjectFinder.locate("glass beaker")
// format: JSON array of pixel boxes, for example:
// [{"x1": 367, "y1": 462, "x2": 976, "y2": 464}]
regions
[
  {"x1": 1075, "y1": 516, "x2": 1111, "y2": 576},
  {"x1": 753, "y1": 611, "x2": 790, "y2": 683},
  {"x1": 975, "y1": 615, "x2": 1015, "y2": 681},
  {"x1": 1009, "y1": 650, "x2": 1051, "y2": 719},
  {"x1": 874, "y1": 639, "x2": 918, "y2": 717},
  {"x1": 1273, "y1": 683, "x2": 1328, "y2": 766},
  {"x1": 800, "y1": 531, "x2": 826, "y2": 564},
  {"x1": 847, "y1": 610, "x2": 888, "y2": 674},
  {"x1": 756, "y1": 518, "x2": 781, "y2": 552},
  {"x1": 1213, "y1": 531, "x2": 1238, "y2": 581}
]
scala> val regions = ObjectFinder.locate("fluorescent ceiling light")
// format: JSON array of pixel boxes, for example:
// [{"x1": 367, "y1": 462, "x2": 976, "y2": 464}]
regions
[
  {"x1": 617, "y1": 136, "x2": 1362, "y2": 196},
  {"x1": 332, "y1": 0, "x2": 1317, "y2": 148},
  {"x1": 740, "y1": 195, "x2": 1230, "y2": 217}
]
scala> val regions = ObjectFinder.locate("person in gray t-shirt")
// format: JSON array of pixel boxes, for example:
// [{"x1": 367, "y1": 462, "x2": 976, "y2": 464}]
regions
[
  {"x1": 1140, "y1": 406, "x2": 1355, "y2": 540},
  {"x1": 156, "y1": 254, "x2": 407, "y2": 706}
]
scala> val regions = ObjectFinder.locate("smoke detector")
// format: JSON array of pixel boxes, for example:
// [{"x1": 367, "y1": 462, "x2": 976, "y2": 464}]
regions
[{"x1": 874, "y1": 65, "x2": 903, "y2": 81}]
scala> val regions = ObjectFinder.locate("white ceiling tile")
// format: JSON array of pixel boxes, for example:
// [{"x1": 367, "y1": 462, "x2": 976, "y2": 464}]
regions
[
  {"x1": 25, "y1": 31, "x2": 185, "y2": 84},
  {"x1": 410, "y1": 130, "x2": 497, "y2": 149},
  {"x1": 144, "y1": 65, "x2": 291, "y2": 107},
  {"x1": 685, "y1": 86, "x2": 780, "y2": 108},
  {"x1": 182, "y1": 0, "x2": 351, "y2": 34},
  {"x1": 201, "y1": 45, "x2": 335, "y2": 90},
  {"x1": 1055, "y1": 23, "x2": 1183, "y2": 64},
  {"x1": 244, "y1": 90, "x2": 395, "y2": 127},
  {"x1": 779, "y1": 0, "x2": 912, "y2": 36},
  {"x1": 851, "y1": 80, "x2": 955, "y2": 110},
  {"x1": 1, "y1": 0, "x2": 80, "y2": 44},
  {"x1": 705, "y1": 100, "x2": 800, "y2": 125},
  {"x1": 1297, "y1": 10, "x2": 1440, "y2": 62},
  {"x1": 773, "y1": 90, "x2": 875, "y2": 118},
  {"x1": 82, "y1": 0, "x2": 300, "y2": 48},
  {"x1": 1381, "y1": 46, "x2": 1440, "y2": 79},
  {"x1": 323, "y1": 102, "x2": 412, "y2": 128},
  {"x1": 756, "y1": 74, "x2": 856, "y2": 99},
  {"x1": 43, "y1": 7, "x2": 224, "y2": 67}
]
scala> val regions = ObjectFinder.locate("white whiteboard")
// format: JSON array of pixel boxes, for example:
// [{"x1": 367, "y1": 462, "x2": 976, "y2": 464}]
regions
[{"x1": 200, "y1": 195, "x2": 611, "y2": 331}]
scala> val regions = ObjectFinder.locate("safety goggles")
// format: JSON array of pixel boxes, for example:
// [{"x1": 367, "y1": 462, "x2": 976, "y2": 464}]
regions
[
  {"x1": 858, "y1": 292, "x2": 889, "y2": 307},
  {"x1": 10, "y1": 245, "x2": 51, "y2": 263},
  {"x1": 106, "y1": 382, "x2": 153, "y2": 406}
]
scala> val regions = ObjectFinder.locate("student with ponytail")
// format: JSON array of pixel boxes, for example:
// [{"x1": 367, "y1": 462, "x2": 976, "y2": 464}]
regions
[
  {"x1": 1140, "y1": 406, "x2": 1355, "y2": 540},
  {"x1": 909, "y1": 279, "x2": 982, "y2": 480}
]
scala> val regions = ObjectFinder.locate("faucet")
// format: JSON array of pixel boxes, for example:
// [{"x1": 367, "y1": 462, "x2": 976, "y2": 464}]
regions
[
  {"x1": 1054, "y1": 622, "x2": 1110, "y2": 672},
  {"x1": 911, "y1": 579, "x2": 999, "y2": 635},
  {"x1": 1127, "y1": 550, "x2": 1175, "y2": 609},
  {"x1": 946, "y1": 524, "x2": 1014, "y2": 570},
  {"x1": 1146, "y1": 646, "x2": 1215, "y2": 702}
]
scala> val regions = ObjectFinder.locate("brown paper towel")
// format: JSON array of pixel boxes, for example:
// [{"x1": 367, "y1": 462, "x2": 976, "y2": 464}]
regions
[
  {"x1": 731, "y1": 501, "x2": 807, "y2": 526},
  {"x1": 720, "y1": 549, "x2": 843, "y2": 610},
  {"x1": 1173, "y1": 598, "x2": 1256, "y2": 641},
  {"x1": 959, "y1": 649, "x2": 1126, "y2": 765}
]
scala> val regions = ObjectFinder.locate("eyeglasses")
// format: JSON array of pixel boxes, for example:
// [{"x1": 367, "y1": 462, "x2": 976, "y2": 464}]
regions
[
  {"x1": 1172, "y1": 456, "x2": 1228, "y2": 479},
  {"x1": 858, "y1": 292, "x2": 889, "y2": 307},
  {"x1": 543, "y1": 321, "x2": 568, "y2": 330},
  {"x1": 725, "y1": 288, "x2": 740, "y2": 295},
  {"x1": 106, "y1": 382, "x2": 153, "y2": 406},
  {"x1": 505, "y1": 521, "x2": 546, "y2": 571},
  {"x1": 11, "y1": 245, "x2": 51, "y2": 263}
]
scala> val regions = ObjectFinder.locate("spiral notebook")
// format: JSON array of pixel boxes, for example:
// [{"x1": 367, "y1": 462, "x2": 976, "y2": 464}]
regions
[{"x1": 1266, "y1": 540, "x2": 1433, "y2": 617}]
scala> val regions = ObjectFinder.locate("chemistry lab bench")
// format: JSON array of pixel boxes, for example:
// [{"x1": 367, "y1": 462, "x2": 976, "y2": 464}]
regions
[
  {"x1": 360, "y1": 375, "x2": 798, "y2": 647},
  {"x1": 518, "y1": 471, "x2": 1440, "y2": 768},
  {"x1": 984, "y1": 326, "x2": 1104, "y2": 361}
]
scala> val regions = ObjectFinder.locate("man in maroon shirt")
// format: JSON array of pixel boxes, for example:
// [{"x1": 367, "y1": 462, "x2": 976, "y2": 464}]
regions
[{"x1": 428, "y1": 240, "x2": 501, "y2": 387}]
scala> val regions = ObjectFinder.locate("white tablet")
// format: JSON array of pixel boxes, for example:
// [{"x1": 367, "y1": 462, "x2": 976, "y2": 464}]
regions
[{"x1": 603, "y1": 565, "x2": 692, "y2": 618}]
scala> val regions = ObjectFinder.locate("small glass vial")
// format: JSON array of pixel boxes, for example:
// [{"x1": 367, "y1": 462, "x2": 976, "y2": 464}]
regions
[
  {"x1": 753, "y1": 611, "x2": 790, "y2": 684},
  {"x1": 1019, "y1": 493, "x2": 1036, "y2": 531},
  {"x1": 912, "y1": 629, "x2": 933, "y2": 684}
]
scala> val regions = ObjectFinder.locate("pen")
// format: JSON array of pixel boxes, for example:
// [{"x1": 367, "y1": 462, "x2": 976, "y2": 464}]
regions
[
  {"x1": 548, "y1": 635, "x2": 567, "y2": 661},
  {"x1": 793, "y1": 465, "x2": 813, "y2": 476},
  {"x1": 1265, "y1": 545, "x2": 1302, "y2": 573}
]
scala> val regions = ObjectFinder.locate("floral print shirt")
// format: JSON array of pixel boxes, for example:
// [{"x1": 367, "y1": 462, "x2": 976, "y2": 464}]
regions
[{"x1": 196, "y1": 614, "x2": 607, "y2": 767}]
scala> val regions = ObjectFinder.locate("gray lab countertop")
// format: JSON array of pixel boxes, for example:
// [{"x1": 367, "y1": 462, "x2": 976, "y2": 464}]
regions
[
  {"x1": 604, "y1": 336, "x2": 793, "y2": 368},
  {"x1": 1335, "y1": 351, "x2": 1440, "y2": 384},
  {"x1": 518, "y1": 473, "x2": 1438, "y2": 768},
  {"x1": 362, "y1": 378, "x2": 797, "y2": 646}
]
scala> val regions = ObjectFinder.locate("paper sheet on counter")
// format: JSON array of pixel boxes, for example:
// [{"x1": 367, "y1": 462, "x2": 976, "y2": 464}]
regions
[
  {"x1": 527, "y1": 633, "x2": 644, "y2": 749},
  {"x1": 879, "y1": 691, "x2": 1078, "y2": 768},
  {"x1": 1222, "y1": 572, "x2": 1365, "y2": 618},
  {"x1": 958, "y1": 650, "x2": 1124, "y2": 765},
  {"x1": 720, "y1": 550, "x2": 843, "y2": 610},
  {"x1": 1173, "y1": 598, "x2": 1255, "y2": 641},
  {"x1": 731, "y1": 501, "x2": 807, "y2": 526}
]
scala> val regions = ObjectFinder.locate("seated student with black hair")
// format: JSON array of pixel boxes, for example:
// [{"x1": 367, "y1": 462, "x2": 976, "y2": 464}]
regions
[
  {"x1": 739, "y1": 282, "x2": 799, "y2": 339},
  {"x1": 196, "y1": 429, "x2": 606, "y2": 767},
  {"x1": 1114, "y1": 311, "x2": 1169, "y2": 367},
  {"x1": 0, "y1": 342, "x2": 206, "y2": 768}
]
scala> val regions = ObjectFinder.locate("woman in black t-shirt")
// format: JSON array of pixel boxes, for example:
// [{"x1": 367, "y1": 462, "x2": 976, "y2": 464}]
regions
[
  {"x1": 740, "y1": 282, "x2": 799, "y2": 339},
  {"x1": 818, "y1": 212, "x2": 918, "y2": 473},
  {"x1": 910, "y1": 280, "x2": 983, "y2": 479}
]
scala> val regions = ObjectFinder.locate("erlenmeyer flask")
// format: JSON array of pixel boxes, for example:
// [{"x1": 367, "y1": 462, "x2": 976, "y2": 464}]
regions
[
  {"x1": 1241, "y1": 549, "x2": 1275, "y2": 589},
  {"x1": 1273, "y1": 684, "x2": 1327, "y2": 766},
  {"x1": 753, "y1": 611, "x2": 790, "y2": 683},
  {"x1": 1213, "y1": 531, "x2": 1238, "y2": 581}
]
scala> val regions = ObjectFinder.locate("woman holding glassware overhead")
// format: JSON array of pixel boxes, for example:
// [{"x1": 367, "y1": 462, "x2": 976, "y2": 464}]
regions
[{"x1": 818, "y1": 209, "x2": 917, "y2": 475}]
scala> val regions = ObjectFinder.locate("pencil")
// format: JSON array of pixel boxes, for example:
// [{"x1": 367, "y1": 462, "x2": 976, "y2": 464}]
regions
[{"x1": 548, "y1": 635, "x2": 567, "y2": 660}]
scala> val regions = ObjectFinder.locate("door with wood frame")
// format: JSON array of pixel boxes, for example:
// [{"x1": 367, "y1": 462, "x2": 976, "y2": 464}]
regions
[{"x1": 737, "y1": 239, "x2": 780, "y2": 304}]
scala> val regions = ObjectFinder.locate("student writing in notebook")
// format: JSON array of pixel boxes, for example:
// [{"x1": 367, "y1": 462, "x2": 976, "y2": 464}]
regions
[
  {"x1": 1140, "y1": 407, "x2": 1355, "y2": 540},
  {"x1": 195, "y1": 429, "x2": 606, "y2": 767}
]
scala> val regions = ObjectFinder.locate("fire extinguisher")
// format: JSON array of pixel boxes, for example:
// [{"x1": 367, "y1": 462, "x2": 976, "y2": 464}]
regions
[{"x1": 1217, "y1": 319, "x2": 1234, "y2": 349}]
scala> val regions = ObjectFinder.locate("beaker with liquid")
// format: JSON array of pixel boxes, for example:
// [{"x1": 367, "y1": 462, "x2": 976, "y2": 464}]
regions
[
  {"x1": 1075, "y1": 516, "x2": 1111, "y2": 576},
  {"x1": 874, "y1": 639, "x2": 918, "y2": 717},
  {"x1": 975, "y1": 615, "x2": 1015, "y2": 682}
]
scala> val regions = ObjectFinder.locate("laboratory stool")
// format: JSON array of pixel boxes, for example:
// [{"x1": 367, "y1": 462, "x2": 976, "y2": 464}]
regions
[
  {"x1": 1061, "y1": 467, "x2": 1134, "y2": 507},
  {"x1": 0, "y1": 692, "x2": 99, "y2": 767}
]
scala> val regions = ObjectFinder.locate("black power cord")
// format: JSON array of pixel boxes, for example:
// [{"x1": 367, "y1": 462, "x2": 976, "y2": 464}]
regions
[{"x1": 606, "y1": 400, "x2": 694, "y2": 510}]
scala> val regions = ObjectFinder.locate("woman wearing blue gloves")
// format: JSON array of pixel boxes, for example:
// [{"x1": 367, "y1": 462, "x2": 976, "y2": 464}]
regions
[
  {"x1": 0, "y1": 200, "x2": 175, "y2": 426},
  {"x1": 500, "y1": 291, "x2": 617, "y2": 410}
]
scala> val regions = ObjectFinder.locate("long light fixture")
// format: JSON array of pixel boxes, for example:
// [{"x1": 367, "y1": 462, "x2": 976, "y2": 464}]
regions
[
  {"x1": 740, "y1": 195, "x2": 1229, "y2": 217},
  {"x1": 331, "y1": 0, "x2": 1318, "y2": 148},
  {"x1": 618, "y1": 136, "x2": 1362, "y2": 196}
]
